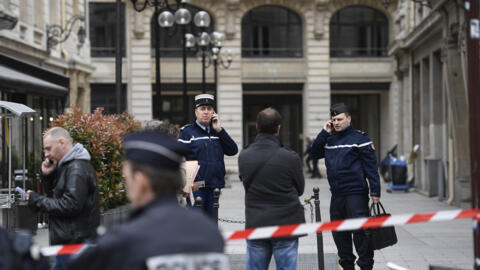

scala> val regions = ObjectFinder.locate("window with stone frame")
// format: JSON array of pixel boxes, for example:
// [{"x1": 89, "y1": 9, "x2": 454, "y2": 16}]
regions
[
  {"x1": 330, "y1": 6, "x2": 389, "y2": 57},
  {"x1": 150, "y1": 4, "x2": 214, "y2": 58},
  {"x1": 90, "y1": 83, "x2": 126, "y2": 114},
  {"x1": 241, "y1": 5, "x2": 303, "y2": 58},
  {"x1": 89, "y1": 2, "x2": 125, "y2": 57}
]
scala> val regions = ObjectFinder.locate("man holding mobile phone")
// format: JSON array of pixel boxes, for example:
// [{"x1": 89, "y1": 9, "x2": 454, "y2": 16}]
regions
[
  {"x1": 178, "y1": 94, "x2": 238, "y2": 217},
  {"x1": 311, "y1": 102, "x2": 380, "y2": 270}
]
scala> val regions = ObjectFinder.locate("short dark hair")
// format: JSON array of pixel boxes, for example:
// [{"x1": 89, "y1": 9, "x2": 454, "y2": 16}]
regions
[
  {"x1": 256, "y1": 107, "x2": 281, "y2": 134},
  {"x1": 130, "y1": 162, "x2": 183, "y2": 196}
]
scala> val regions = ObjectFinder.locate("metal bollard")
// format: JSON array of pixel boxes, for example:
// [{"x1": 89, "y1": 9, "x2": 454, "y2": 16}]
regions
[
  {"x1": 213, "y1": 188, "x2": 221, "y2": 225},
  {"x1": 194, "y1": 196, "x2": 203, "y2": 211},
  {"x1": 313, "y1": 187, "x2": 325, "y2": 270}
]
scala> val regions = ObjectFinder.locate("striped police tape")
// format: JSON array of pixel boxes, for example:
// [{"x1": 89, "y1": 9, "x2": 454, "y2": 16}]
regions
[{"x1": 39, "y1": 209, "x2": 480, "y2": 256}]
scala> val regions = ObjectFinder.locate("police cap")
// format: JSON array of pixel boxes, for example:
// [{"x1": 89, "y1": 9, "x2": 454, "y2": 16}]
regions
[
  {"x1": 330, "y1": 102, "x2": 349, "y2": 118},
  {"x1": 194, "y1": 94, "x2": 215, "y2": 108},
  {"x1": 123, "y1": 130, "x2": 189, "y2": 170}
]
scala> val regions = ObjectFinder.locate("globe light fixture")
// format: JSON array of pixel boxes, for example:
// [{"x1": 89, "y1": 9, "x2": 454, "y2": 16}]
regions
[
  {"x1": 194, "y1": 11, "x2": 211, "y2": 28},
  {"x1": 158, "y1": 11, "x2": 174, "y2": 28},
  {"x1": 175, "y1": 8, "x2": 191, "y2": 25}
]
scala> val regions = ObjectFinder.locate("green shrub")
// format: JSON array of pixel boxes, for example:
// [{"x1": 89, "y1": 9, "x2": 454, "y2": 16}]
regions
[{"x1": 50, "y1": 106, "x2": 141, "y2": 211}]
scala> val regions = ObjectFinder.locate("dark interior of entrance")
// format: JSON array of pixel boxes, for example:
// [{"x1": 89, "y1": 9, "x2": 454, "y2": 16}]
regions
[{"x1": 243, "y1": 94, "x2": 303, "y2": 156}]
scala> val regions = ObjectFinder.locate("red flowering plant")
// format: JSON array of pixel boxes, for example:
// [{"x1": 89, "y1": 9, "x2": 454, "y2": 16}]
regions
[{"x1": 50, "y1": 106, "x2": 141, "y2": 211}]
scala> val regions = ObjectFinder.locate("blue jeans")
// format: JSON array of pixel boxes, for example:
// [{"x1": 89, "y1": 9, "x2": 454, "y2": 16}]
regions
[
  {"x1": 52, "y1": 254, "x2": 71, "y2": 270},
  {"x1": 246, "y1": 238, "x2": 298, "y2": 270}
]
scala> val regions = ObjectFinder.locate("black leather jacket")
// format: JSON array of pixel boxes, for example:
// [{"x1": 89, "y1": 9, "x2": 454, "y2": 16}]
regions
[{"x1": 29, "y1": 146, "x2": 100, "y2": 245}]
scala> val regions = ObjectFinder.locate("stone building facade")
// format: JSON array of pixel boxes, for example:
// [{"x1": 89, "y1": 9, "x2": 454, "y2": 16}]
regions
[
  {"x1": 391, "y1": 0, "x2": 471, "y2": 207},
  {"x1": 89, "y1": 0, "x2": 397, "y2": 176},
  {"x1": 87, "y1": 0, "x2": 471, "y2": 207},
  {"x1": 0, "y1": 0, "x2": 94, "y2": 114}
]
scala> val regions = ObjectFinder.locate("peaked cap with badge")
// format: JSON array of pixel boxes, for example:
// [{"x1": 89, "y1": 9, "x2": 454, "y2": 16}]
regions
[
  {"x1": 330, "y1": 102, "x2": 349, "y2": 118},
  {"x1": 194, "y1": 94, "x2": 215, "y2": 108}
]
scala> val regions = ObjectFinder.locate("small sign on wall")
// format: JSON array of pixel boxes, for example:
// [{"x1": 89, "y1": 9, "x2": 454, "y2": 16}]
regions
[{"x1": 470, "y1": 19, "x2": 480, "y2": 39}]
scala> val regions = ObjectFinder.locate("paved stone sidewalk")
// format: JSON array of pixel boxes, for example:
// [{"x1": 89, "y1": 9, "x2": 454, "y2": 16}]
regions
[{"x1": 219, "y1": 174, "x2": 474, "y2": 270}]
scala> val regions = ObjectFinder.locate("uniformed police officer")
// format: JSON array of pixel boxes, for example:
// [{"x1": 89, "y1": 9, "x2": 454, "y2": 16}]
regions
[
  {"x1": 68, "y1": 131, "x2": 226, "y2": 270},
  {"x1": 178, "y1": 94, "x2": 238, "y2": 217},
  {"x1": 311, "y1": 103, "x2": 380, "y2": 270}
]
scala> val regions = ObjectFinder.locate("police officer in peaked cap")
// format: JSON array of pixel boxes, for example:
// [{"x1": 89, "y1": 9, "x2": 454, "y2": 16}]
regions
[
  {"x1": 68, "y1": 131, "x2": 226, "y2": 270},
  {"x1": 310, "y1": 103, "x2": 381, "y2": 270},
  {"x1": 178, "y1": 94, "x2": 238, "y2": 217}
]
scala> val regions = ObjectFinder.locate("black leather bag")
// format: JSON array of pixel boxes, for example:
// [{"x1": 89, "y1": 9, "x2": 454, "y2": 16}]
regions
[{"x1": 366, "y1": 202, "x2": 398, "y2": 250}]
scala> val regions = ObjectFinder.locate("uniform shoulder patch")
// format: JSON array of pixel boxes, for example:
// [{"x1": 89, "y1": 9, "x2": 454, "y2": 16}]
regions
[
  {"x1": 356, "y1": 129, "x2": 368, "y2": 135},
  {"x1": 180, "y1": 124, "x2": 192, "y2": 130}
]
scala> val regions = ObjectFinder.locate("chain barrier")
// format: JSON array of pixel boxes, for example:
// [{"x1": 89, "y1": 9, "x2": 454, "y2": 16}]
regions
[
  {"x1": 218, "y1": 217, "x2": 245, "y2": 224},
  {"x1": 217, "y1": 195, "x2": 315, "y2": 224},
  {"x1": 303, "y1": 200, "x2": 315, "y2": 223}
]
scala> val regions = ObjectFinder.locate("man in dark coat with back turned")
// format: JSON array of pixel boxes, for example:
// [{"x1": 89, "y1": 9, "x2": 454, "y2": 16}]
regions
[
  {"x1": 238, "y1": 107, "x2": 305, "y2": 270},
  {"x1": 26, "y1": 127, "x2": 99, "y2": 270}
]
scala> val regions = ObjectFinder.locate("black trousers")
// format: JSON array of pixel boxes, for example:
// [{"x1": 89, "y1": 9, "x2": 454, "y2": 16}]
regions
[{"x1": 330, "y1": 194, "x2": 373, "y2": 269}]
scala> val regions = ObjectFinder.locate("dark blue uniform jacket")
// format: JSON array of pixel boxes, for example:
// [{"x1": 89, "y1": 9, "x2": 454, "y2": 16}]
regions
[
  {"x1": 311, "y1": 124, "x2": 381, "y2": 197},
  {"x1": 68, "y1": 196, "x2": 225, "y2": 270},
  {"x1": 178, "y1": 122, "x2": 238, "y2": 188}
]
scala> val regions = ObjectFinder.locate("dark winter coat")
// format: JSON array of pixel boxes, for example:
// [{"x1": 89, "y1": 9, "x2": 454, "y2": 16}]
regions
[
  {"x1": 238, "y1": 133, "x2": 305, "y2": 229},
  {"x1": 311, "y1": 124, "x2": 381, "y2": 197},
  {"x1": 67, "y1": 196, "x2": 225, "y2": 270},
  {"x1": 178, "y1": 121, "x2": 238, "y2": 188},
  {"x1": 28, "y1": 143, "x2": 100, "y2": 245}
]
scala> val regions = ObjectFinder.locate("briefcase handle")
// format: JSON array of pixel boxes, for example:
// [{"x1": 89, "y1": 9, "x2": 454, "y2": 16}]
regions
[{"x1": 370, "y1": 202, "x2": 388, "y2": 217}]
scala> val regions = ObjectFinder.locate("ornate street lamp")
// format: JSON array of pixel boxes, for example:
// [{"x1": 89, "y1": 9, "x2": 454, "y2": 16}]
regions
[
  {"x1": 210, "y1": 32, "x2": 232, "y2": 108},
  {"x1": 46, "y1": 15, "x2": 86, "y2": 53},
  {"x1": 130, "y1": 0, "x2": 185, "y2": 119},
  {"x1": 159, "y1": 3, "x2": 211, "y2": 123},
  {"x1": 0, "y1": 10, "x2": 18, "y2": 30}
]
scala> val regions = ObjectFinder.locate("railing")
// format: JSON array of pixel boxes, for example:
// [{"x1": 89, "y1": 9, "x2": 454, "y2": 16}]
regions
[
  {"x1": 330, "y1": 47, "x2": 388, "y2": 57},
  {"x1": 242, "y1": 47, "x2": 303, "y2": 58},
  {"x1": 91, "y1": 47, "x2": 125, "y2": 58}
]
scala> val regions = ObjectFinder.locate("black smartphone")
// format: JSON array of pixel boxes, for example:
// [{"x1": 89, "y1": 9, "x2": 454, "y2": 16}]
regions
[
  {"x1": 330, "y1": 122, "x2": 336, "y2": 134},
  {"x1": 211, "y1": 113, "x2": 218, "y2": 124}
]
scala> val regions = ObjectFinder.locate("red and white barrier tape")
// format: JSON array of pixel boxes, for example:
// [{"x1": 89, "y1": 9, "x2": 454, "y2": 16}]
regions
[
  {"x1": 223, "y1": 209, "x2": 480, "y2": 241},
  {"x1": 39, "y1": 209, "x2": 480, "y2": 256},
  {"x1": 41, "y1": 243, "x2": 87, "y2": 257}
]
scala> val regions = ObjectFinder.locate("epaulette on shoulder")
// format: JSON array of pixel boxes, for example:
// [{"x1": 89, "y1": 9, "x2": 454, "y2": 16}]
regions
[
  {"x1": 356, "y1": 129, "x2": 368, "y2": 136},
  {"x1": 180, "y1": 124, "x2": 192, "y2": 130}
]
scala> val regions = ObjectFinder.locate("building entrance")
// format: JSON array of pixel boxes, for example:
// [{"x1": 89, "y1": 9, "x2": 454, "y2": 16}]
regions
[{"x1": 243, "y1": 94, "x2": 303, "y2": 156}]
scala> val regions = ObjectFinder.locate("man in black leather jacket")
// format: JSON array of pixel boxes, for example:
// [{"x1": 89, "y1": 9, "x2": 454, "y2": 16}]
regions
[{"x1": 27, "y1": 127, "x2": 99, "y2": 270}]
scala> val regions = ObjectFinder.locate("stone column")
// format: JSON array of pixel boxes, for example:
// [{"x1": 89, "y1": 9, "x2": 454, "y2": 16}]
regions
[
  {"x1": 304, "y1": 4, "x2": 330, "y2": 140},
  {"x1": 127, "y1": 4, "x2": 152, "y2": 121},
  {"x1": 217, "y1": 2, "x2": 242, "y2": 173}
]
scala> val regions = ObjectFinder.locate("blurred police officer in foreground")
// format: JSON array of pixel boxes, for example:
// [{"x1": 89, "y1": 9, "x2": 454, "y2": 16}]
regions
[
  {"x1": 311, "y1": 103, "x2": 380, "y2": 270},
  {"x1": 178, "y1": 94, "x2": 238, "y2": 216},
  {"x1": 68, "y1": 131, "x2": 226, "y2": 270}
]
